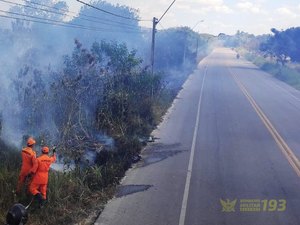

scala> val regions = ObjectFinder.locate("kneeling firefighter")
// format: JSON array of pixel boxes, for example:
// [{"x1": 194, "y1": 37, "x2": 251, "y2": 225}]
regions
[{"x1": 29, "y1": 146, "x2": 56, "y2": 206}]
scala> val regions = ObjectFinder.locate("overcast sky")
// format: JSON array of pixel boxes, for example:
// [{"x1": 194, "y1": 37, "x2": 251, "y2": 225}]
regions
[{"x1": 1, "y1": 0, "x2": 300, "y2": 35}]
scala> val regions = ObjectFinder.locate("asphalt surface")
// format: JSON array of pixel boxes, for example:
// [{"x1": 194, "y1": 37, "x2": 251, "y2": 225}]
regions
[{"x1": 95, "y1": 48, "x2": 300, "y2": 225}]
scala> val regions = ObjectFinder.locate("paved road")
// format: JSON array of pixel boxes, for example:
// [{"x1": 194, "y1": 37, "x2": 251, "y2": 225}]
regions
[{"x1": 95, "y1": 48, "x2": 300, "y2": 225}]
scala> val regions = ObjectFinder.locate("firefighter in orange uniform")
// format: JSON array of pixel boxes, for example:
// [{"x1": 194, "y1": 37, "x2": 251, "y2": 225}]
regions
[
  {"x1": 16, "y1": 137, "x2": 37, "y2": 194},
  {"x1": 29, "y1": 146, "x2": 56, "y2": 206}
]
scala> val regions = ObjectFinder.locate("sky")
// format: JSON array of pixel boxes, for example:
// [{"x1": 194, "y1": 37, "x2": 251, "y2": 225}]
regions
[{"x1": 1, "y1": 0, "x2": 300, "y2": 35}]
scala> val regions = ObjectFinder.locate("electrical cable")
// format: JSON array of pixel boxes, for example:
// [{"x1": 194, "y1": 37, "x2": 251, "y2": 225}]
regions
[
  {"x1": 17, "y1": 0, "x2": 142, "y2": 27},
  {"x1": 0, "y1": 0, "x2": 67, "y2": 18},
  {"x1": 0, "y1": 10, "x2": 143, "y2": 33},
  {"x1": 158, "y1": 0, "x2": 176, "y2": 23},
  {"x1": 76, "y1": 0, "x2": 151, "y2": 22},
  {"x1": 0, "y1": 0, "x2": 140, "y2": 29},
  {"x1": 158, "y1": 22, "x2": 165, "y2": 30}
]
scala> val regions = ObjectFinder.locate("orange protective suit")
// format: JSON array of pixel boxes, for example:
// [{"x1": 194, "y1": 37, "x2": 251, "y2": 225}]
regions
[
  {"x1": 16, "y1": 147, "x2": 37, "y2": 193},
  {"x1": 29, "y1": 153, "x2": 56, "y2": 199}
]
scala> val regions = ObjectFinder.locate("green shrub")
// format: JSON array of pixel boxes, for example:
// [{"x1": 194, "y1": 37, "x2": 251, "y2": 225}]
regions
[{"x1": 242, "y1": 50, "x2": 300, "y2": 91}]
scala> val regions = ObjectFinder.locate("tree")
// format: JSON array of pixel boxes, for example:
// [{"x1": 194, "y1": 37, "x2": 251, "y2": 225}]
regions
[
  {"x1": 48, "y1": 39, "x2": 162, "y2": 164},
  {"x1": 12, "y1": 64, "x2": 49, "y2": 136},
  {"x1": 69, "y1": 0, "x2": 143, "y2": 49},
  {"x1": 260, "y1": 27, "x2": 300, "y2": 65},
  {"x1": 93, "y1": 41, "x2": 161, "y2": 137}
]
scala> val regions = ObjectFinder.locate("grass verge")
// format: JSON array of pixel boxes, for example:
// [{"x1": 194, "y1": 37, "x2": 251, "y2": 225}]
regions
[
  {"x1": 241, "y1": 50, "x2": 300, "y2": 90},
  {"x1": 0, "y1": 139, "x2": 117, "y2": 225}
]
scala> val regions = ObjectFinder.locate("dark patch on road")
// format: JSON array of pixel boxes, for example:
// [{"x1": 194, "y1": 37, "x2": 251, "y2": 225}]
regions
[
  {"x1": 138, "y1": 143, "x2": 188, "y2": 167},
  {"x1": 143, "y1": 143, "x2": 183, "y2": 153},
  {"x1": 116, "y1": 185, "x2": 153, "y2": 198},
  {"x1": 141, "y1": 150, "x2": 185, "y2": 167}
]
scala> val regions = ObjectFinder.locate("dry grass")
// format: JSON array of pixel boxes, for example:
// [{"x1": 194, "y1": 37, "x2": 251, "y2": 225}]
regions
[
  {"x1": 242, "y1": 50, "x2": 300, "y2": 90},
  {"x1": 0, "y1": 140, "x2": 116, "y2": 225}
]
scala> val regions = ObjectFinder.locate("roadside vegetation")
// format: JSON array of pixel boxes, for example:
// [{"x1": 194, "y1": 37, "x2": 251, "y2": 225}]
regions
[
  {"x1": 0, "y1": 138, "x2": 117, "y2": 224},
  {"x1": 242, "y1": 51, "x2": 300, "y2": 90},
  {"x1": 0, "y1": 38, "x2": 207, "y2": 224},
  {"x1": 0, "y1": 1, "x2": 212, "y2": 224},
  {"x1": 219, "y1": 28, "x2": 300, "y2": 90}
]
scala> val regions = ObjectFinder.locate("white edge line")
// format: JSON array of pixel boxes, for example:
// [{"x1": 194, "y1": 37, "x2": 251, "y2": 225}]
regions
[
  {"x1": 268, "y1": 81, "x2": 300, "y2": 102},
  {"x1": 178, "y1": 66, "x2": 207, "y2": 225},
  {"x1": 151, "y1": 59, "x2": 209, "y2": 136}
]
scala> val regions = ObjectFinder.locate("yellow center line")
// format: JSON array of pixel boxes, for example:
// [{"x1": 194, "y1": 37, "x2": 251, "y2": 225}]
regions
[{"x1": 229, "y1": 67, "x2": 300, "y2": 177}]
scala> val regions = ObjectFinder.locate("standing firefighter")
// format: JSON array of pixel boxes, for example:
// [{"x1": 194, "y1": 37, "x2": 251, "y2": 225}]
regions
[
  {"x1": 29, "y1": 146, "x2": 56, "y2": 207},
  {"x1": 16, "y1": 137, "x2": 37, "y2": 195}
]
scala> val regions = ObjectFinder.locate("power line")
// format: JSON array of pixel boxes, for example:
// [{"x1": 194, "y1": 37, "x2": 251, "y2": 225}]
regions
[
  {"x1": 0, "y1": 0, "x2": 140, "y2": 30},
  {"x1": 158, "y1": 22, "x2": 165, "y2": 30},
  {"x1": 20, "y1": 0, "x2": 142, "y2": 28},
  {"x1": 0, "y1": 0, "x2": 68, "y2": 18},
  {"x1": 0, "y1": 14, "x2": 99, "y2": 31},
  {"x1": 158, "y1": 0, "x2": 176, "y2": 23},
  {"x1": 76, "y1": 0, "x2": 151, "y2": 22},
  {"x1": 0, "y1": 14, "x2": 142, "y2": 34},
  {"x1": 0, "y1": 9, "x2": 104, "y2": 30},
  {"x1": 0, "y1": 9, "x2": 143, "y2": 34}
]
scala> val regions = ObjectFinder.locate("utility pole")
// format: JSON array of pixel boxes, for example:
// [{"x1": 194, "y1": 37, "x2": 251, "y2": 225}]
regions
[
  {"x1": 151, "y1": 17, "x2": 158, "y2": 75},
  {"x1": 196, "y1": 35, "x2": 199, "y2": 59},
  {"x1": 150, "y1": 0, "x2": 176, "y2": 75},
  {"x1": 183, "y1": 43, "x2": 186, "y2": 66}
]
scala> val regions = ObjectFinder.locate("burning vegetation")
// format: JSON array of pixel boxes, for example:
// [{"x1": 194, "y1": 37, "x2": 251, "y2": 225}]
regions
[{"x1": 0, "y1": 0, "x2": 212, "y2": 224}]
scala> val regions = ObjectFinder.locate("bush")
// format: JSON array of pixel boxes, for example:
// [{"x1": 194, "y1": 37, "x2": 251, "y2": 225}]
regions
[
  {"x1": 0, "y1": 139, "x2": 114, "y2": 225},
  {"x1": 0, "y1": 31, "x2": 204, "y2": 224},
  {"x1": 0, "y1": 140, "x2": 20, "y2": 224},
  {"x1": 242, "y1": 50, "x2": 300, "y2": 91}
]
